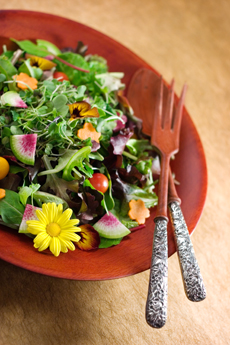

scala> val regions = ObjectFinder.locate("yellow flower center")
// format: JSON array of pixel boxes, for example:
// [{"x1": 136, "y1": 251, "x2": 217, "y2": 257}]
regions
[{"x1": 46, "y1": 222, "x2": 61, "y2": 237}]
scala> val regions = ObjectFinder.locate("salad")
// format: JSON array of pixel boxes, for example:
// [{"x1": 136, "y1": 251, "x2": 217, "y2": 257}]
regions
[{"x1": 0, "y1": 38, "x2": 158, "y2": 257}]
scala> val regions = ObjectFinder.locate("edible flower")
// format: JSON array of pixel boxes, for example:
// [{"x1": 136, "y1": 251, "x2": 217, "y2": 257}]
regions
[
  {"x1": 13, "y1": 72, "x2": 38, "y2": 90},
  {"x1": 117, "y1": 90, "x2": 134, "y2": 115},
  {"x1": 0, "y1": 189, "x2": 6, "y2": 200},
  {"x1": 26, "y1": 202, "x2": 81, "y2": 257},
  {"x1": 76, "y1": 224, "x2": 100, "y2": 250},
  {"x1": 77, "y1": 122, "x2": 101, "y2": 143},
  {"x1": 128, "y1": 199, "x2": 150, "y2": 225},
  {"x1": 25, "y1": 53, "x2": 57, "y2": 70},
  {"x1": 68, "y1": 101, "x2": 99, "y2": 120}
]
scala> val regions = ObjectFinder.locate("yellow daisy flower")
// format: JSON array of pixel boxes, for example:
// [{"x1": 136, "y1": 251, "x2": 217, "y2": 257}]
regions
[{"x1": 26, "y1": 203, "x2": 81, "y2": 257}]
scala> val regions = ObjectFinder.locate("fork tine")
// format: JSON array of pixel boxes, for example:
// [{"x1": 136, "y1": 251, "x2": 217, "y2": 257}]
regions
[
  {"x1": 162, "y1": 79, "x2": 174, "y2": 129},
  {"x1": 172, "y1": 84, "x2": 187, "y2": 136},
  {"x1": 150, "y1": 76, "x2": 163, "y2": 143}
]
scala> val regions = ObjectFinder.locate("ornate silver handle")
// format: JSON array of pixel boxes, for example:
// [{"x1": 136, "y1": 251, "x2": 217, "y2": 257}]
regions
[
  {"x1": 146, "y1": 218, "x2": 168, "y2": 328},
  {"x1": 168, "y1": 201, "x2": 206, "y2": 301}
]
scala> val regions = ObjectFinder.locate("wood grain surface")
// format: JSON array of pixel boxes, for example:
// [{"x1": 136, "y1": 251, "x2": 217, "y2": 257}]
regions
[{"x1": 0, "y1": 1, "x2": 230, "y2": 344}]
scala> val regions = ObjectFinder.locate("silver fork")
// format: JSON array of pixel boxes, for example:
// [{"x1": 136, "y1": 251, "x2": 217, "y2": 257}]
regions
[
  {"x1": 127, "y1": 67, "x2": 206, "y2": 328},
  {"x1": 145, "y1": 79, "x2": 186, "y2": 328}
]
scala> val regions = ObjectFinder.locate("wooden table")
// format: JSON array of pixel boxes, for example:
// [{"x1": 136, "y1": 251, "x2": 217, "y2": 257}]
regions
[{"x1": 0, "y1": 1, "x2": 229, "y2": 344}]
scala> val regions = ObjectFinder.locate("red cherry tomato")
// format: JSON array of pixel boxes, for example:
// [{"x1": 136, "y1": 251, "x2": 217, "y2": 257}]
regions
[
  {"x1": 89, "y1": 173, "x2": 109, "y2": 194},
  {"x1": 53, "y1": 71, "x2": 69, "y2": 81}
]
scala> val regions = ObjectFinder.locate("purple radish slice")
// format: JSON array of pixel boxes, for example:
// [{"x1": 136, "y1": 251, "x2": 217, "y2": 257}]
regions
[
  {"x1": 93, "y1": 212, "x2": 131, "y2": 239},
  {"x1": 1, "y1": 91, "x2": 27, "y2": 108},
  {"x1": 10, "y1": 134, "x2": 37, "y2": 165},
  {"x1": 19, "y1": 204, "x2": 41, "y2": 234}
]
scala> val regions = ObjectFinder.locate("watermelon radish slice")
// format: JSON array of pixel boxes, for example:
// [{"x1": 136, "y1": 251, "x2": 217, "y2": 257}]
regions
[
  {"x1": 10, "y1": 134, "x2": 37, "y2": 165},
  {"x1": 19, "y1": 204, "x2": 41, "y2": 234},
  {"x1": 93, "y1": 212, "x2": 131, "y2": 239},
  {"x1": 1, "y1": 91, "x2": 27, "y2": 108}
]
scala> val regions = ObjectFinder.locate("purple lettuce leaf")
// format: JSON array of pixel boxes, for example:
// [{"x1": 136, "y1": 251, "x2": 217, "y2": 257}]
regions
[{"x1": 110, "y1": 128, "x2": 133, "y2": 155}]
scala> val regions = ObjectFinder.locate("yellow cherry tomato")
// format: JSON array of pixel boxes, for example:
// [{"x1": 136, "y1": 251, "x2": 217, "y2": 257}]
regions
[
  {"x1": 0, "y1": 189, "x2": 5, "y2": 199},
  {"x1": 0, "y1": 157, "x2": 10, "y2": 180}
]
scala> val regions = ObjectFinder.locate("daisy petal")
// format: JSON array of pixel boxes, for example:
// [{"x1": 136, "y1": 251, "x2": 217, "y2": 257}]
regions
[
  {"x1": 42, "y1": 203, "x2": 49, "y2": 218},
  {"x1": 48, "y1": 203, "x2": 57, "y2": 223},
  {"x1": 61, "y1": 219, "x2": 80, "y2": 228},
  {"x1": 56, "y1": 209, "x2": 72, "y2": 226},
  {"x1": 59, "y1": 238, "x2": 75, "y2": 252},
  {"x1": 36, "y1": 209, "x2": 49, "y2": 225},
  {"x1": 50, "y1": 237, "x2": 61, "y2": 257},
  {"x1": 60, "y1": 232, "x2": 81, "y2": 243},
  {"x1": 61, "y1": 226, "x2": 81, "y2": 232},
  {"x1": 35, "y1": 235, "x2": 51, "y2": 252},
  {"x1": 26, "y1": 221, "x2": 46, "y2": 235},
  {"x1": 34, "y1": 231, "x2": 49, "y2": 245},
  {"x1": 54, "y1": 203, "x2": 63, "y2": 222},
  {"x1": 60, "y1": 246, "x2": 68, "y2": 254},
  {"x1": 59, "y1": 241, "x2": 68, "y2": 253}
]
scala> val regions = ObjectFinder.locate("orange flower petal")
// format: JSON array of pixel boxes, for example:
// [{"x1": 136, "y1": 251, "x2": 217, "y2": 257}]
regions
[
  {"x1": 68, "y1": 101, "x2": 99, "y2": 120},
  {"x1": 128, "y1": 199, "x2": 150, "y2": 225},
  {"x1": 25, "y1": 54, "x2": 57, "y2": 70},
  {"x1": 13, "y1": 72, "x2": 38, "y2": 90},
  {"x1": 77, "y1": 122, "x2": 101, "y2": 143},
  {"x1": 76, "y1": 224, "x2": 100, "y2": 250}
]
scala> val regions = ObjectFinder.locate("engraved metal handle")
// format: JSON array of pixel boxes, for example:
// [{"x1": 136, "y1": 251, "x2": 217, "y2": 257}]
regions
[
  {"x1": 168, "y1": 201, "x2": 206, "y2": 301},
  {"x1": 146, "y1": 218, "x2": 168, "y2": 328}
]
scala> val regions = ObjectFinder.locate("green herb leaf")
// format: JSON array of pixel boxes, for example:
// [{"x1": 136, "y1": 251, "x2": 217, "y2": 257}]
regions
[
  {"x1": 18, "y1": 183, "x2": 41, "y2": 206},
  {"x1": 52, "y1": 94, "x2": 69, "y2": 115},
  {"x1": 62, "y1": 146, "x2": 92, "y2": 181},
  {"x1": 11, "y1": 39, "x2": 50, "y2": 57},
  {"x1": 99, "y1": 236, "x2": 123, "y2": 248},
  {"x1": 38, "y1": 151, "x2": 77, "y2": 176},
  {"x1": 0, "y1": 56, "x2": 17, "y2": 78},
  {"x1": 36, "y1": 39, "x2": 61, "y2": 55},
  {"x1": 53, "y1": 52, "x2": 89, "y2": 84},
  {"x1": 18, "y1": 59, "x2": 43, "y2": 79},
  {"x1": 0, "y1": 73, "x2": 6, "y2": 82},
  {"x1": 33, "y1": 191, "x2": 69, "y2": 209},
  {"x1": 0, "y1": 189, "x2": 25, "y2": 224},
  {"x1": 40, "y1": 156, "x2": 79, "y2": 206},
  {"x1": 126, "y1": 139, "x2": 153, "y2": 156}
]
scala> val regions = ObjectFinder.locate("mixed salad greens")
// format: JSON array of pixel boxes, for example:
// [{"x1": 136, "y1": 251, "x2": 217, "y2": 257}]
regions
[{"x1": 0, "y1": 38, "x2": 158, "y2": 255}]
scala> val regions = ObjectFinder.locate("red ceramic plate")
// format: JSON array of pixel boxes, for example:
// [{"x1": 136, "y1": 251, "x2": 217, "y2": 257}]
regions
[{"x1": 0, "y1": 10, "x2": 207, "y2": 280}]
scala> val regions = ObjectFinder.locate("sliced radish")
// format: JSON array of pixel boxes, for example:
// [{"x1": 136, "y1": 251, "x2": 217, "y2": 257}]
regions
[
  {"x1": 93, "y1": 212, "x2": 131, "y2": 239},
  {"x1": 1, "y1": 91, "x2": 27, "y2": 108},
  {"x1": 19, "y1": 204, "x2": 41, "y2": 234},
  {"x1": 10, "y1": 134, "x2": 37, "y2": 165}
]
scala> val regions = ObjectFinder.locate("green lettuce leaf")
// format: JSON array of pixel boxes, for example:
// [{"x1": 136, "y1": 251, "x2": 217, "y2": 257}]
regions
[
  {"x1": 18, "y1": 183, "x2": 41, "y2": 206},
  {"x1": 126, "y1": 139, "x2": 153, "y2": 156},
  {"x1": 0, "y1": 189, "x2": 25, "y2": 225},
  {"x1": 33, "y1": 191, "x2": 69, "y2": 209},
  {"x1": 99, "y1": 236, "x2": 123, "y2": 248},
  {"x1": 18, "y1": 59, "x2": 43, "y2": 79},
  {"x1": 53, "y1": 52, "x2": 89, "y2": 85},
  {"x1": 11, "y1": 39, "x2": 50, "y2": 57},
  {"x1": 62, "y1": 146, "x2": 92, "y2": 181},
  {"x1": 38, "y1": 151, "x2": 77, "y2": 176},
  {"x1": 36, "y1": 39, "x2": 61, "y2": 55}
]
